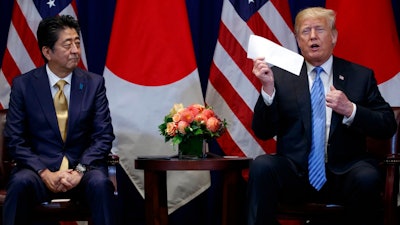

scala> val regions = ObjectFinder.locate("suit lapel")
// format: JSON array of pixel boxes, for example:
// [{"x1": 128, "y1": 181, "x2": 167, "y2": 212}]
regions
[
  {"x1": 329, "y1": 57, "x2": 347, "y2": 138},
  {"x1": 296, "y1": 64, "x2": 313, "y2": 141},
  {"x1": 68, "y1": 69, "x2": 86, "y2": 140},
  {"x1": 32, "y1": 67, "x2": 61, "y2": 139}
]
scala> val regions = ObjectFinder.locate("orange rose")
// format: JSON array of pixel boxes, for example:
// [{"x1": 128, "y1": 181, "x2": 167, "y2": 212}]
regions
[
  {"x1": 187, "y1": 104, "x2": 205, "y2": 115},
  {"x1": 206, "y1": 117, "x2": 220, "y2": 133},
  {"x1": 202, "y1": 108, "x2": 215, "y2": 119},
  {"x1": 194, "y1": 113, "x2": 208, "y2": 123},
  {"x1": 172, "y1": 113, "x2": 181, "y2": 123},
  {"x1": 166, "y1": 122, "x2": 177, "y2": 136},
  {"x1": 177, "y1": 121, "x2": 189, "y2": 134},
  {"x1": 179, "y1": 108, "x2": 195, "y2": 123}
]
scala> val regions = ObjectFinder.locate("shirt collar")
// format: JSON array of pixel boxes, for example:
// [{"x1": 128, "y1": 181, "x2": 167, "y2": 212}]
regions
[
  {"x1": 305, "y1": 55, "x2": 333, "y2": 76},
  {"x1": 46, "y1": 64, "x2": 72, "y2": 87}
]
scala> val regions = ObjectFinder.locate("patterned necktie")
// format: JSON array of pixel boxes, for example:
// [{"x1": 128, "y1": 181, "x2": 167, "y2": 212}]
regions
[
  {"x1": 54, "y1": 80, "x2": 69, "y2": 171},
  {"x1": 308, "y1": 66, "x2": 326, "y2": 191}
]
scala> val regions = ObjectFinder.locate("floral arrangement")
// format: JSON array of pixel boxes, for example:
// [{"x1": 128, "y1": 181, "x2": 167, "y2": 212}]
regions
[{"x1": 159, "y1": 103, "x2": 227, "y2": 145}]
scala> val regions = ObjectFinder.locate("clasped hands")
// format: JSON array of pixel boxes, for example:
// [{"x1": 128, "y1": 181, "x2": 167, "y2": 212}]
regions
[
  {"x1": 39, "y1": 169, "x2": 83, "y2": 193},
  {"x1": 253, "y1": 57, "x2": 354, "y2": 118}
]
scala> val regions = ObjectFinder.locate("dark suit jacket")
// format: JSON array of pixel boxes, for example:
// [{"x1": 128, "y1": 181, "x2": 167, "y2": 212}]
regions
[
  {"x1": 4, "y1": 66, "x2": 115, "y2": 173},
  {"x1": 252, "y1": 56, "x2": 397, "y2": 174}
]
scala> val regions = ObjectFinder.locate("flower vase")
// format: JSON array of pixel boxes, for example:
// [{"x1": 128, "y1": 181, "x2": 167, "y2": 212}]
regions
[{"x1": 178, "y1": 136, "x2": 205, "y2": 159}]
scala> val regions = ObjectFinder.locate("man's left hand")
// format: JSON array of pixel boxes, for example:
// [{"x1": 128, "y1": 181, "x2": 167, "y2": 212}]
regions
[
  {"x1": 59, "y1": 170, "x2": 83, "y2": 191},
  {"x1": 326, "y1": 85, "x2": 353, "y2": 117}
]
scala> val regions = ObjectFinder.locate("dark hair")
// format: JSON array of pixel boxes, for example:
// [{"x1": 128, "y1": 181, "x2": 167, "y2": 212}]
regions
[{"x1": 37, "y1": 15, "x2": 81, "y2": 62}]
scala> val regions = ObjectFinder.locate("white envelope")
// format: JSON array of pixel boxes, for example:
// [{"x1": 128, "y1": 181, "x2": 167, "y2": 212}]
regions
[{"x1": 247, "y1": 34, "x2": 304, "y2": 76}]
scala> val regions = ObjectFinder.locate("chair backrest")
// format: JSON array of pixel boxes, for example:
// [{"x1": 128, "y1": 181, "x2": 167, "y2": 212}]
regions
[{"x1": 366, "y1": 107, "x2": 400, "y2": 159}]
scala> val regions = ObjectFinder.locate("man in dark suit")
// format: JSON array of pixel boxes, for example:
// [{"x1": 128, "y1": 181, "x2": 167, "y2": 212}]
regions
[
  {"x1": 3, "y1": 15, "x2": 116, "y2": 225},
  {"x1": 247, "y1": 7, "x2": 397, "y2": 225}
]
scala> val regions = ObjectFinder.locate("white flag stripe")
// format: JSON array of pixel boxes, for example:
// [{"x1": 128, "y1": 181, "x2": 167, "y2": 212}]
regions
[
  {"x1": 0, "y1": 70, "x2": 11, "y2": 108},
  {"x1": 7, "y1": 23, "x2": 36, "y2": 74},
  {"x1": 213, "y1": 41, "x2": 259, "y2": 110},
  {"x1": 259, "y1": 1, "x2": 298, "y2": 51},
  {"x1": 17, "y1": 0, "x2": 42, "y2": 37},
  {"x1": 378, "y1": 72, "x2": 400, "y2": 107}
]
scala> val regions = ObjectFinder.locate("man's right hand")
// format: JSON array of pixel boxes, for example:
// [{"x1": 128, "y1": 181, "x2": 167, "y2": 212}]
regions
[
  {"x1": 252, "y1": 57, "x2": 275, "y2": 95},
  {"x1": 39, "y1": 169, "x2": 70, "y2": 193}
]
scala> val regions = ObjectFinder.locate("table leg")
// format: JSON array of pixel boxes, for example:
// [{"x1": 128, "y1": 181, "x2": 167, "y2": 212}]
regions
[
  {"x1": 221, "y1": 169, "x2": 245, "y2": 225},
  {"x1": 144, "y1": 170, "x2": 168, "y2": 225}
]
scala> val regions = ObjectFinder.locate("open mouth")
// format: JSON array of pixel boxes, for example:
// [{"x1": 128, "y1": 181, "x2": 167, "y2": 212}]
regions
[{"x1": 311, "y1": 44, "x2": 319, "y2": 50}]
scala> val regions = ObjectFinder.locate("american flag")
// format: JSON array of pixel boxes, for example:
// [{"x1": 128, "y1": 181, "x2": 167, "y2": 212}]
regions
[
  {"x1": 205, "y1": 0, "x2": 297, "y2": 159},
  {"x1": 0, "y1": 0, "x2": 87, "y2": 110}
]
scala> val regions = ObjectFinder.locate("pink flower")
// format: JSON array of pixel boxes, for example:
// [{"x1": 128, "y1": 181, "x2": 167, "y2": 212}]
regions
[
  {"x1": 194, "y1": 113, "x2": 208, "y2": 123},
  {"x1": 179, "y1": 108, "x2": 195, "y2": 123},
  {"x1": 206, "y1": 117, "x2": 220, "y2": 133},
  {"x1": 187, "y1": 104, "x2": 205, "y2": 116},
  {"x1": 177, "y1": 121, "x2": 189, "y2": 134},
  {"x1": 202, "y1": 108, "x2": 215, "y2": 119}
]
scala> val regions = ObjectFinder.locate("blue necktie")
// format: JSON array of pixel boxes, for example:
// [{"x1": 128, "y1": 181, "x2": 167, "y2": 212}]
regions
[{"x1": 308, "y1": 66, "x2": 326, "y2": 191}]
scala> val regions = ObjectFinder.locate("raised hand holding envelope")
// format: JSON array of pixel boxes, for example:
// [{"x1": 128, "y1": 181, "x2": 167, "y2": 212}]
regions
[{"x1": 247, "y1": 34, "x2": 304, "y2": 76}]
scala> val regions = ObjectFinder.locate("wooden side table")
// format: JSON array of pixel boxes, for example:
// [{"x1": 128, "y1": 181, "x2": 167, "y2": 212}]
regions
[{"x1": 135, "y1": 154, "x2": 252, "y2": 225}]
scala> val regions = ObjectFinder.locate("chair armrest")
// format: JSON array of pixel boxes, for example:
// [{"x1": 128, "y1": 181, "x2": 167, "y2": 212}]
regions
[
  {"x1": 384, "y1": 154, "x2": 400, "y2": 165},
  {"x1": 107, "y1": 154, "x2": 119, "y2": 166},
  {"x1": 382, "y1": 153, "x2": 399, "y2": 225}
]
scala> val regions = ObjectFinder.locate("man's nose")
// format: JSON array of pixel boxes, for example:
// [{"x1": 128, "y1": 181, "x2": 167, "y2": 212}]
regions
[{"x1": 70, "y1": 43, "x2": 79, "y2": 53}]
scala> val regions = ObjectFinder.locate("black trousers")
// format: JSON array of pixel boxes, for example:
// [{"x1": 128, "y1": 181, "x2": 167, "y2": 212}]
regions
[
  {"x1": 246, "y1": 154, "x2": 382, "y2": 225},
  {"x1": 3, "y1": 167, "x2": 116, "y2": 225}
]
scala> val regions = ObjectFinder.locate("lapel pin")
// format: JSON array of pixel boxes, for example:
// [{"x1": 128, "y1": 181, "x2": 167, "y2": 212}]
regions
[{"x1": 339, "y1": 75, "x2": 344, "y2": 80}]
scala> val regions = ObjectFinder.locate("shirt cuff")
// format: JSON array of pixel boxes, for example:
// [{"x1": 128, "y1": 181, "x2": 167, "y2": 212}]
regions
[
  {"x1": 261, "y1": 88, "x2": 275, "y2": 106},
  {"x1": 343, "y1": 103, "x2": 356, "y2": 126}
]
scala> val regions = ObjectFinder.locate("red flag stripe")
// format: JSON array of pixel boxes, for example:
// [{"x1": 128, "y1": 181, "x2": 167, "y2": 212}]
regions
[
  {"x1": 216, "y1": 130, "x2": 246, "y2": 157},
  {"x1": 256, "y1": 1, "x2": 297, "y2": 50},
  {"x1": 1, "y1": 50, "x2": 20, "y2": 85},
  {"x1": 11, "y1": 3, "x2": 43, "y2": 68},
  {"x1": 217, "y1": 23, "x2": 259, "y2": 89},
  {"x1": 270, "y1": 0, "x2": 293, "y2": 32},
  {"x1": 6, "y1": 23, "x2": 38, "y2": 74},
  {"x1": 247, "y1": 12, "x2": 280, "y2": 46}
]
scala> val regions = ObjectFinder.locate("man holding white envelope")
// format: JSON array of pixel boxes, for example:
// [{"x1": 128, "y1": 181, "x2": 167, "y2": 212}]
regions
[{"x1": 247, "y1": 7, "x2": 396, "y2": 225}]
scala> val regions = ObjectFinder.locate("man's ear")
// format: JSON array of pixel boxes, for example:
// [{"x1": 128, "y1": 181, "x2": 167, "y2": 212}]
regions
[
  {"x1": 41, "y1": 46, "x2": 51, "y2": 61},
  {"x1": 332, "y1": 30, "x2": 338, "y2": 47}
]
